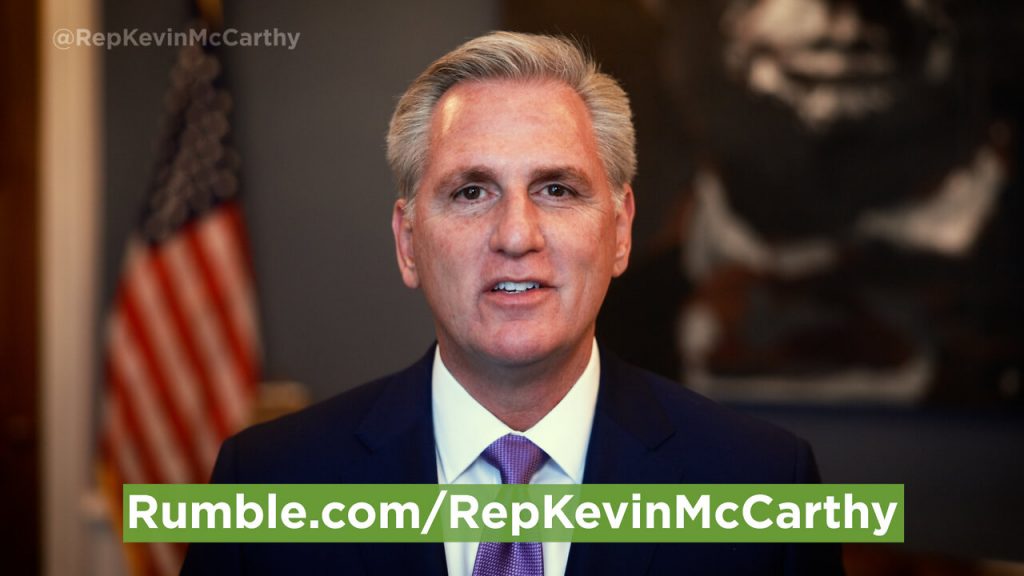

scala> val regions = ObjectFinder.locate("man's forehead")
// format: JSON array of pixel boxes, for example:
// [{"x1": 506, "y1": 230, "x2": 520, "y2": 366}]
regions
[
  {"x1": 431, "y1": 78, "x2": 588, "y2": 137},
  {"x1": 416, "y1": 77, "x2": 610, "y2": 193}
]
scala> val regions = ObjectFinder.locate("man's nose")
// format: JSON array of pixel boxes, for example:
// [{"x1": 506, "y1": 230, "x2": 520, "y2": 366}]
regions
[{"x1": 489, "y1": 189, "x2": 545, "y2": 257}]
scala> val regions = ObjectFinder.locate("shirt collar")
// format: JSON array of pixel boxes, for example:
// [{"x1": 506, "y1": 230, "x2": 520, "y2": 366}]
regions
[{"x1": 432, "y1": 339, "x2": 601, "y2": 484}]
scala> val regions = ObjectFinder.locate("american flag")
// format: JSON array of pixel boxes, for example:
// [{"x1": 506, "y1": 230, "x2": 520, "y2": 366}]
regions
[{"x1": 98, "y1": 34, "x2": 260, "y2": 576}]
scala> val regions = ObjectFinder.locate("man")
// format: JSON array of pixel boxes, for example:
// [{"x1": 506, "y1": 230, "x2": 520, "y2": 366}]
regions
[{"x1": 182, "y1": 31, "x2": 843, "y2": 575}]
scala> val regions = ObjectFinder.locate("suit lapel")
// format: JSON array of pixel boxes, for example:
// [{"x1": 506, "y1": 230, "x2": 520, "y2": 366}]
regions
[
  {"x1": 339, "y1": 346, "x2": 684, "y2": 576},
  {"x1": 349, "y1": 347, "x2": 448, "y2": 576},
  {"x1": 566, "y1": 349, "x2": 684, "y2": 576}
]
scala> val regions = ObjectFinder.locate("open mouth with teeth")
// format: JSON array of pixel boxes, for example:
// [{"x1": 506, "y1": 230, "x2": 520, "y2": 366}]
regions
[{"x1": 492, "y1": 281, "x2": 541, "y2": 294}]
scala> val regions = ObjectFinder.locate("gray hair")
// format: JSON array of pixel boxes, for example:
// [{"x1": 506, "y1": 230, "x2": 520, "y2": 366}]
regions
[{"x1": 386, "y1": 31, "x2": 636, "y2": 208}]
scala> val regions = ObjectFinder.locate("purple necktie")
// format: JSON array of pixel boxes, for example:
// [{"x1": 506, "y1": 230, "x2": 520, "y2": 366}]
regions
[{"x1": 471, "y1": 434, "x2": 549, "y2": 576}]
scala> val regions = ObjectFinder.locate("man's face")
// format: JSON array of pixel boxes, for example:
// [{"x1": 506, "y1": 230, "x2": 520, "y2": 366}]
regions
[{"x1": 392, "y1": 79, "x2": 634, "y2": 372}]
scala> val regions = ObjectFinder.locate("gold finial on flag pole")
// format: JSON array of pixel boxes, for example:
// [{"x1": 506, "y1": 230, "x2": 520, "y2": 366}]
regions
[{"x1": 195, "y1": 0, "x2": 223, "y2": 30}]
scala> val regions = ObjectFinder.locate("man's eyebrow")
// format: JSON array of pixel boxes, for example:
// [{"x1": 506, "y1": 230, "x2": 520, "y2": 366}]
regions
[
  {"x1": 433, "y1": 166, "x2": 499, "y2": 193},
  {"x1": 431, "y1": 165, "x2": 595, "y2": 193},
  {"x1": 529, "y1": 166, "x2": 593, "y2": 188}
]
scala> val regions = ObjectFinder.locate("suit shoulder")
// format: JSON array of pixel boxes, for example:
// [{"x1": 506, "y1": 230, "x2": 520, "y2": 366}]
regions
[
  {"x1": 621, "y1": 362, "x2": 815, "y2": 482},
  {"x1": 213, "y1": 357, "x2": 429, "y2": 482},
  {"x1": 239, "y1": 373, "x2": 387, "y2": 445}
]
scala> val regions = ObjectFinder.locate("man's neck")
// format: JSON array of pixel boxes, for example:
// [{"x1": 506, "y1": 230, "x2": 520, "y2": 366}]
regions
[{"x1": 437, "y1": 337, "x2": 595, "y2": 432}]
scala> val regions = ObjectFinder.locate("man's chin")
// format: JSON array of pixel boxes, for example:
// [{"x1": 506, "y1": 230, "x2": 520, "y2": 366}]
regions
[
  {"x1": 481, "y1": 339, "x2": 559, "y2": 369},
  {"x1": 472, "y1": 329, "x2": 590, "y2": 372}
]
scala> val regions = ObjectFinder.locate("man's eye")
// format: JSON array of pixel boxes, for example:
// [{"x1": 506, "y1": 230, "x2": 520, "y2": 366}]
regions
[
  {"x1": 454, "y1": 186, "x2": 484, "y2": 201},
  {"x1": 543, "y1": 184, "x2": 573, "y2": 198}
]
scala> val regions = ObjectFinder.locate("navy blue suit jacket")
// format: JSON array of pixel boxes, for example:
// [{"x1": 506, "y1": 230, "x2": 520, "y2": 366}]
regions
[{"x1": 181, "y1": 346, "x2": 843, "y2": 575}]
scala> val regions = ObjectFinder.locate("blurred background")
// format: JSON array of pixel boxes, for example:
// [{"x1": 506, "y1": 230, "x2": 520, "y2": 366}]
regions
[{"x1": 2, "y1": 0, "x2": 1021, "y2": 574}]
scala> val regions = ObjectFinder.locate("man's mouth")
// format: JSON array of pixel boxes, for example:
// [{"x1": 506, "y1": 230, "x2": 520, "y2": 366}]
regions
[{"x1": 491, "y1": 281, "x2": 542, "y2": 294}]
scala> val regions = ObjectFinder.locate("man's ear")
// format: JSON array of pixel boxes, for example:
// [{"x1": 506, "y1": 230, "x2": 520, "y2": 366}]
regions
[
  {"x1": 392, "y1": 198, "x2": 420, "y2": 288},
  {"x1": 612, "y1": 184, "x2": 635, "y2": 278}
]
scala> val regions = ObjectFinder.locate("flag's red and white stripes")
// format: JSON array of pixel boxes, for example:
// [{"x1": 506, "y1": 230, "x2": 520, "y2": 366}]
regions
[{"x1": 99, "y1": 203, "x2": 259, "y2": 575}]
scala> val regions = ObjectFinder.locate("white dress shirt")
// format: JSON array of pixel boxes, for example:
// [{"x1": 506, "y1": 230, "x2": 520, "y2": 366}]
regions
[{"x1": 432, "y1": 339, "x2": 601, "y2": 576}]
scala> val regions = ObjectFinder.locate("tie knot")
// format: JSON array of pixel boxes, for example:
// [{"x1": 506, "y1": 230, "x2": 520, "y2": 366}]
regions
[{"x1": 482, "y1": 434, "x2": 549, "y2": 484}]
